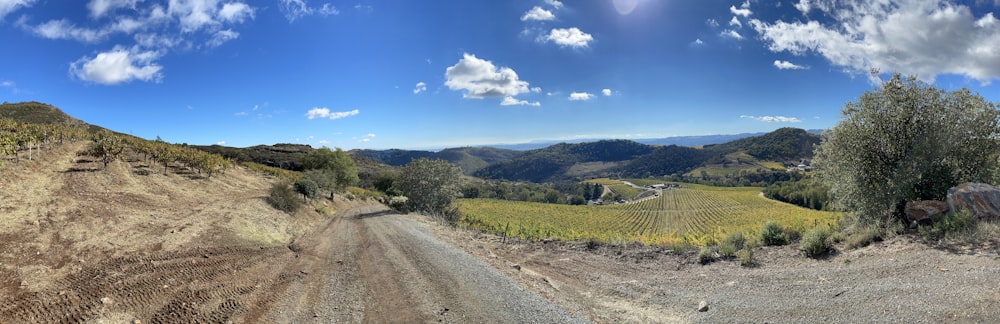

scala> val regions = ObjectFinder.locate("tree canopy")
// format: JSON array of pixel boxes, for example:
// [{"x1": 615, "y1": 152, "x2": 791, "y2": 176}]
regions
[
  {"x1": 394, "y1": 158, "x2": 463, "y2": 215},
  {"x1": 814, "y1": 73, "x2": 1000, "y2": 226},
  {"x1": 300, "y1": 147, "x2": 359, "y2": 195}
]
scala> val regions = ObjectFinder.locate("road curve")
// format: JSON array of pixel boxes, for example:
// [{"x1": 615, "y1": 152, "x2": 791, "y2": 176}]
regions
[{"x1": 265, "y1": 206, "x2": 586, "y2": 323}]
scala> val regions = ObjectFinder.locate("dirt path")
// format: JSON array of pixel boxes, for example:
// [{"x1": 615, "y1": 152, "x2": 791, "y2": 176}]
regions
[{"x1": 265, "y1": 209, "x2": 585, "y2": 323}]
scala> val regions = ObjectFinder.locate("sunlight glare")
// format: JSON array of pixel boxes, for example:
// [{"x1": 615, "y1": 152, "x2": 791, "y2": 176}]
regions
[{"x1": 613, "y1": 0, "x2": 639, "y2": 15}]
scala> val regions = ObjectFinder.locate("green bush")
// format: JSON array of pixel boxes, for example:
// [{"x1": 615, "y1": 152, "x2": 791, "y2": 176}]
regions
[
  {"x1": 800, "y1": 226, "x2": 831, "y2": 258},
  {"x1": 760, "y1": 221, "x2": 788, "y2": 246},
  {"x1": 294, "y1": 178, "x2": 319, "y2": 200},
  {"x1": 719, "y1": 232, "x2": 745, "y2": 258},
  {"x1": 736, "y1": 247, "x2": 755, "y2": 267},
  {"x1": 267, "y1": 182, "x2": 301, "y2": 214},
  {"x1": 845, "y1": 226, "x2": 882, "y2": 249},
  {"x1": 920, "y1": 210, "x2": 976, "y2": 240}
]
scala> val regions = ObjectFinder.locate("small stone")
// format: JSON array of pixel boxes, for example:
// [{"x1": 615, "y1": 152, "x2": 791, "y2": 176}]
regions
[
  {"x1": 101, "y1": 297, "x2": 113, "y2": 305},
  {"x1": 511, "y1": 263, "x2": 521, "y2": 271},
  {"x1": 133, "y1": 320, "x2": 141, "y2": 324},
  {"x1": 697, "y1": 301, "x2": 709, "y2": 312}
]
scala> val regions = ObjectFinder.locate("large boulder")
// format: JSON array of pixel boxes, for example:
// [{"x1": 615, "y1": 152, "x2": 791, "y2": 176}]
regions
[
  {"x1": 946, "y1": 183, "x2": 1000, "y2": 220},
  {"x1": 904, "y1": 200, "x2": 950, "y2": 226}
]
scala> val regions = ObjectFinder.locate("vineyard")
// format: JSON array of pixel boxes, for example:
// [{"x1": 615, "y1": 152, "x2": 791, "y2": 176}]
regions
[{"x1": 457, "y1": 181, "x2": 840, "y2": 246}]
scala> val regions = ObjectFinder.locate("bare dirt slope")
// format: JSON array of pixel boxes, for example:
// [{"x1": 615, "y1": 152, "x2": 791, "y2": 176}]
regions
[{"x1": 0, "y1": 142, "x2": 581, "y2": 323}]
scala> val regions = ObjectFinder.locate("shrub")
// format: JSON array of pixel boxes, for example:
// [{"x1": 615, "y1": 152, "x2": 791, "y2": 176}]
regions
[
  {"x1": 294, "y1": 178, "x2": 319, "y2": 201},
  {"x1": 697, "y1": 246, "x2": 715, "y2": 265},
  {"x1": 719, "y1": 231, "x2": 745, "y2": 258},
  {"x1": 920, "y1": 210, "x2": 976, "y2": 240},
  {"x1": 760, "y1": 221, "x2": 788, "y2": 246},
  {"x1": 800, "y1": 226, "x2": 831, "y2": 258},
  {"x1": 845, "y1": 226, "x2": 882, "y2": 249},
  {"x1": 736, "y1": 247, "x2": 755, "y2": 267},
  {"x1": 267, "y1": 182, "x2": 301, "y2": 214}
]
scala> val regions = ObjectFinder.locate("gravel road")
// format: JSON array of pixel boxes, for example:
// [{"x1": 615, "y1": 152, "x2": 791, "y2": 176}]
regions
[{"x1": 266, "y1": 206, "x2": 586, "y2": 323}]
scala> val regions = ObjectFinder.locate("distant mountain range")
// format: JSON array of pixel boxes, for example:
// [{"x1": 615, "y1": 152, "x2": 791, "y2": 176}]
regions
[{"x1": 475, "y1": 130, "x2": 823, "y2": 151}]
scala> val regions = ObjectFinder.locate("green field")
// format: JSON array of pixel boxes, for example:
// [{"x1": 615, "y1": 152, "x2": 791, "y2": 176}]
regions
[{"x1": 457, "y1": 183, "x2": 840, "y2": 246}]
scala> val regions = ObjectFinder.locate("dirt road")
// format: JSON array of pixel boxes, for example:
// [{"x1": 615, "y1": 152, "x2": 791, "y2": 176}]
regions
[{"x1": 266, "y1": 208, "x2": 584, "y2": 323}]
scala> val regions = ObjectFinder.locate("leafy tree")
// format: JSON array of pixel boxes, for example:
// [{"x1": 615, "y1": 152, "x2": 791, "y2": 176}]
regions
[
  {"x1": 294, "y1": 178, "x2": 319, "y2": 201},
  {"x1": 814, "y1": 73, "x2": 1000, "y2": 226},
  {"x1": 394, "y1": 158, "x2": 463, "y2": 215},
  {"x1": 301, "y1": 147, "x2": 359, "y2": 196},
  {"x1": 303, "y1": 169, "x2": 337, "y2": 198}
]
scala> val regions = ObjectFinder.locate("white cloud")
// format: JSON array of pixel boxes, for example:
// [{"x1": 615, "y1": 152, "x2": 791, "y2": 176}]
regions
[
  {"x1": 794, "y1": 0, "x2": 811, "y2": 14},
  {"x1": 601, "y1": 88, "x2": 612, "y2": 96},
  {"x1": 706, "y1": 18, "x2": 719, "y2": 27},
  {"x1": 501, "y1": 96, "x2": 541, "y2": 106},
  {"x1": 730, "y1": 4, "x2": 752, "y2": 17},
  {"x1": 545, "y1": 27, "x2": 593, "y2": 48},
  {"x1": 234, "y1": 111, "x2": 247, "y2": 116},
  {"x1": 207, "y1": 29, "x2": 238, "y2": 47},
  {"x1": 721, "y1": 29, "x2": 743, "y2": 40},
  {"x1": 305, "y1": 108, "x2": 359, "y2": 120},
  {"x1": 87, "y1": 0, "x2": 140, "y2": 19},
  {"x1": 521, "y1": 6, "x2": 555, "y2": 21},
  {"x1": 0, "y1": 0, "x2": 35, "y2": 20},
  {"x1": 544, "y1": 0, "x2": 563, "y2": 9},
  {"x1": 320, "y1": 3, "x2": 340, "y2": 15},
  {"x1": 740, "y1": 115, "x2": 802, "y2": 123},
  {"x1": 278, "y1": 0, "x2": 337, "y2": 22},
  {"x1": 359, "y1": 133, "x2": 376, "y2": 142},
  {"x1": 774, "y1": 60, "x2": 807, "y2": 70},
  {"x1": 569, "y1": 92, "x2": 593, "y2": 101},
  {"x1": 413, "y1": 81, "x2": 427, "y2": 94},
  {"x1": 168, "y1": 0, "x2": 220, "y2": 33},
  {"x1": 445, "y1": 53, "x2": 532, "y2": 100},
  {"x1": 729, "y1": 16, "x2": 742, "y2": 28},
  {"x1": 0, "y1": 80, "x2": 13, "y2": 87},
  {"x1": 218, "y1": 2, "x2": 254, "y2": 23},
  {"x1": 750, "y1": 0, "x2": 1000, "y2": 83},
  {"x1": 70, "y1": 46, "x2": 163, "y2": 84},
  {"x1": 33, "y1": 19, "x2": 107, "y2": 42},
  {"x1": 317, "y1": 139, "x2": 331, "y2": 145},
  {"x1": 215, "y1": 140, "x2": 226, "y2": 145},
  {"x1": 693, "y1": 38, "x2": 705, "y2": 45}
]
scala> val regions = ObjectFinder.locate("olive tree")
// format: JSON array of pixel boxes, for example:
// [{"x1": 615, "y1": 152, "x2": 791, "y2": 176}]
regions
[
  {"x1": 394, "y1": 158, "x2": 463, "y2": 217},
  {"x1": 813, "y1": 73, "x2": 1000, "y2": 226}
]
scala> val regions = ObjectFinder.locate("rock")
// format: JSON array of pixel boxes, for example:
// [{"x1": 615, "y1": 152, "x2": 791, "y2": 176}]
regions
[
  {"x1": 947, "y1": 183, "x2": 1000, "y2": 220},
  {"x1": 511, "y1": 263, "x2": 521, "y2": 271},
  {"x1": 697, "y1": 300, "x2": 709, "y2": 312},
  {"x1": 904, "y1": 200, "x2": 950, "y2": 226}
]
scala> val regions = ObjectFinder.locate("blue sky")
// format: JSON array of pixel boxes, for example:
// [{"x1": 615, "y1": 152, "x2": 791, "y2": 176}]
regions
[{"x1": 1, "y1": 0, "x2": 998, "y2": 150}]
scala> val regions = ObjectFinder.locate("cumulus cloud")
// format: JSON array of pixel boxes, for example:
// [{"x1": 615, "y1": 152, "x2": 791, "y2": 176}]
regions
[
  {"x1": 750, "y1": 0, "x2": 1000, "y2": 83},
  {"x1": 729, "y1": 16, "x2": 742, "y2": 28},
  {"x1": 740, "y1": 115, "x2": 802, "y2": 123},
  {"x1": 730, "y1": 1, "x2": 752, "y2": 17},
  {"x1": 774, "y1": 60, "x2": 807, "y2": 70},
  {"x1": 501, "y1": 96, "x2": 541, "y2": 106},
  {"x1": 215, "y1": 140, "x2": 226, "y2": 145},
  {"x1": 601, "y1": 88, "x2": 612, "y2": 96},
  {"x1": 0, "y1": 0, "x2": 34, "y2": 20},
  {"x1": 545, "y1": 27, "x2": 593, "y2": 48},
  {"x1": 445, "y1": 53, "x2": 533, "y2": 100},
  {"x1": 305, "y1": 108, "x2": 360, "y2": 120},
  {"x1": 359, "y1": 133, "x2": 376, "y2": 142},
  {"x1": 693, "y1": 38, "x2": 705, "y2": 45},
  {"x1": 279, "y1": 0, "x2": 337, "y2": 22},
  {"x1": 521, "y1": 6, "x2": 555, "y2": 21},
  {"x1": 706, "y1": 18, "x2": 719, "y2": 27},
  {"x1": 544, "y1": 0, "x2": 563, "y2": 9},
  {"x1": 70, "y1": 46, "x2": 163, "y2": 84},
  {"x1": 569, "y1": 92, "x2": 593, "y2": 101},
  {"x1": 413, "y1": 81, "x2": 427, "y2": 94}
]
